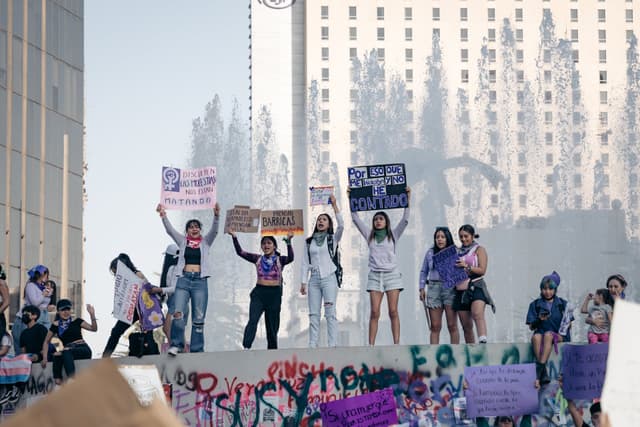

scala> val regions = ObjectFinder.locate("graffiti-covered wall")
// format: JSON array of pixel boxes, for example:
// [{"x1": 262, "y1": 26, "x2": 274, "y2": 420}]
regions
[{"x1": 14, "y1": 343, "x2": 594, "y2": 426}]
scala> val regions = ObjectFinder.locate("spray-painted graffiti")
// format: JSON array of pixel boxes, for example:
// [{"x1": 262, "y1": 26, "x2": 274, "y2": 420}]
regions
[{"x1": 17, "y1": 343, "x2": 597, "y2": 426}]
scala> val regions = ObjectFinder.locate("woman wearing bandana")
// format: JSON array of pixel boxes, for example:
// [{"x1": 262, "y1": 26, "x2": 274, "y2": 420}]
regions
[
  {"x1": 12, "y1": 265, "x2": 52, "y2": 354},
  {"x1": 228, "y1": 231, "x2": 294, "y2": 349},
  {"x1": 41, "y1": 299, "x2": 97, "y2": 385},
  {"x1": 157, "y1": 203, "x2": 220, "y2": 355}
]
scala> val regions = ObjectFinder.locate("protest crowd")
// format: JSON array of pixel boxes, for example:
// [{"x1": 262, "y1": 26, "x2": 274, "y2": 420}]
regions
[{"x1": 0, "y1": 164, "x2": 626, "y2": 426}]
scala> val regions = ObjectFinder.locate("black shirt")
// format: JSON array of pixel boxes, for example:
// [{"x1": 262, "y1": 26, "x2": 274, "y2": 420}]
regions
[
  {"x1": 50, "y1": 318, "x2": 84, "y2": 346},
  {"x1": 184, "y1": 246, "x2": 201, "y2": 265},
  {"x1": 20, "y1": 323, "x2": 48, "y2": 361}
]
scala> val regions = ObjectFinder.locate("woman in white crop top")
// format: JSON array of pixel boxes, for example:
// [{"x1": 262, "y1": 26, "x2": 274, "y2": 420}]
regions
[{"x1": 300, "y1": 195, "x2": 343, "y2": 347}]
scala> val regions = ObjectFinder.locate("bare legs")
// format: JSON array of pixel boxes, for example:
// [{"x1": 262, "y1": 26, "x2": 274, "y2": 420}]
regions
[{"x1": 369, "y1": 289, "x2": 401, "y2": 345}]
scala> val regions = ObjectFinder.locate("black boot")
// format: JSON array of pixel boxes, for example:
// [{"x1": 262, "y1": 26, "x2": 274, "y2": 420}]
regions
[{"x1": 536, "y1": 362, "x2": 550, "y2": 385}]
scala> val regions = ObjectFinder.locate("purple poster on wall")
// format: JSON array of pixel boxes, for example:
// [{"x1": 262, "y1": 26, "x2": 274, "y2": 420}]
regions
[
  {"x1": 433, "y1": 245, "x2": 468, "y2": 290},
  {"x1": 561, "y1": 343, "x2": 608, "y2": 400},
  {"x1": 464, "y1": 364, "x2": 538, "y2": 417},
  {"x1": 320, "y1": 387, "x2": 398, "y2": 427}
]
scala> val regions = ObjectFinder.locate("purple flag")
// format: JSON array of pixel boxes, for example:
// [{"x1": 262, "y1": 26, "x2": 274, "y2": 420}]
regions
[
  {"x1": 320, "y1": 387, "x2": 398, "y2": 427},
  {"x1": 433, "y1": 245, "x2": 468, "y2": 290},
  {"x1": 464, "y1": 364, "x2": 538, "y2": 417},
  {"x1": 137, "y1": 283, "x2": 165, "y2": 332},
  {"x1": 561, "y1": 343, "x2": 608, "y2": 400}
]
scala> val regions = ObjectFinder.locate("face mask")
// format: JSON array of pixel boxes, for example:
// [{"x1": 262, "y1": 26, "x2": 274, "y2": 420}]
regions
[{"x1": 22, "y1": 314, "x2": 31, "y2": 324}]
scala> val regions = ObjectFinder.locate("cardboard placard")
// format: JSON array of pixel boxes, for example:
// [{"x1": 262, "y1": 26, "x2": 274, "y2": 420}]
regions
[
  {"x1": 118, "y1": 364, "x2": 167, "y2": 406},
  {"x1": 224, "y1": 205, "x2": 261, "y2": 233},
  {"x1": 260, "y1": 209, "x2": 304, "y2": 236},
  {"x1": 561, "y1": 343, "x2": 608, "y2": 400},
  {"x1": 464, "y1": 364, "x2": 538, "y2": 417},
  {"x1": 320, "y1": 387, "x2": 398, "y2": 427},
  {"x1": 309, "y1": 186, "x2": 334, "y2": 206},
  {"x1": 433, "y1": 245, "x2": 469, "y2": 290},
  {"x1": 348, "y1": 164, "x2": 408, "y2": 212},
  {"x1": 160, "y1": 166, "x2": 216, "y2": 210}
]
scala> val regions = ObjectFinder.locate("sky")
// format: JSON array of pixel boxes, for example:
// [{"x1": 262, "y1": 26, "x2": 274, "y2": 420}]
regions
[{"x1": 83, "y1": 2, "x2": 248, "y2": 354}]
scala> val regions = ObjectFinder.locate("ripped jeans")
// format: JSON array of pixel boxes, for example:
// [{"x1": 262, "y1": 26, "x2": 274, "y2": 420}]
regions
[
  {"x1": 171, "y1": 272, "x2": 208, "y2": 352},
  {"x1": 307, "y1": 270, "x2": 339, "y2": 347}
]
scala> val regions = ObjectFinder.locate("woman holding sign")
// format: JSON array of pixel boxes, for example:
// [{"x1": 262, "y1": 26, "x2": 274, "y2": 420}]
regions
[
  {"x1": 157, "y1": 203, "x2": 220, "y2": 355},
  {"x1": 419, "y1": 227, "x2": 460, "y2": 344},
  {"x1": 228, "y1": 231, "x2": 294, "y2": 349},
  {"x1": 300, "y1": 195, "x2": 343, "y2": 348},
  {"x1": 350, "y1": 187, "x2": 411, "y2": 346}
]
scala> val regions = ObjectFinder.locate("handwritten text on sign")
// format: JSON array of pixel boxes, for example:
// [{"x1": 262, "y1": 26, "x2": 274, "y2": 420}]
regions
[
  {"x1": 561, "y1": 343, "x2": 608, "y2": 400},
  {"x1": 225, "y1": 205, "x2": 261, "y2": 233},
  {"x1": 309, "y1": 186, "x2": 334, "y2": 206},
  {"x1": 160, "y1": 166, "x2": 216, "y2": 210},
  {"x1": 348, "y1": 164, "x2": 407, "y2": 212},
  {"x1": 260, "y1": 209, "x2": 304, "y2": 236},
  {"x1": 464, "y1": 364, "x2": 538, "y2": 417},
  {"x1": 320, "y1": 387, "x2": 398, "y2": 427},
  {"x1": 113, "y1": 261, "x2": 143, "y2": 325}
]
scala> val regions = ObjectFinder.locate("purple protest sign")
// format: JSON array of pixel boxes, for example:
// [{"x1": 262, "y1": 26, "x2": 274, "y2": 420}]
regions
[
  {"x1": 433, "y1": 245, "x2": 468, "y2": 290},
  {"x1": 320, "y1": 387, "x2": 398, "y2": 427},
  {"x1": 137, "y1": 283, "x2": 165, "y2": 332},
  {"x1": 561, "y1": 343, "x2": 608, "y2": 400},
  {"x1": 464, "y1": 364, "x2": 538, "y2": 418}
]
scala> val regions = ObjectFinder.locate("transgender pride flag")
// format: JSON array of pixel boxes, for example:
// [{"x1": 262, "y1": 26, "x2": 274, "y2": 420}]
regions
[{"x1": 0, "y1": 354, "x2": 32, "y2": 384}]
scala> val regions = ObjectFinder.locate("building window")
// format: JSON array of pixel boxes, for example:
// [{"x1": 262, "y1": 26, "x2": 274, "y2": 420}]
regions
[
  {"x1": 516, "y1": 8, "x2": 523, "y2": 21},
  {"x1": 545, "y1": 132, "x2": 553, "y2": 144},
  {"x1": 350, "y1": 131, "x2": 357, "y2": 144},
  {"x1": 405, "y1": 7, "x2": 412, "y2": 21},
  {"x1": 546, "y1": 175, "x2": 553, "y2": 187},
  {"x1": 573, "y1": 112, "x2": 581, "y2": 125},
  {"x1": 460, "y1": 8, "x2": 468, "y2": 21},
  {"x1": 461, "y1": 69, "x2": 469, "y2": 83},
  {"x1": 321, "y1": 88, "x2": 329, "y2": 102},
  {"x1": 517, "y1": 111, "x2": 525, "y2": 124},
  {"x1": 626, "y1": 9, "x2": 634, "y2": 22},
  {"x1": 322, "y1": 109, "x2": 330, "y2": 122},
  {"x1": 488, "y1": 28, "x2": 496, "y2": 42},
  {"x1": 322, "y1": 130, "x2": 330, "y2": 143},
  {"x1": 489, "y1": 49, "x2": 496, "y2": 62},
  {"x1": 573, "y1": 153, "x2": 582, "y2": 166},
  {"x1": 598, "y1": 9, "x2": 606, "y2": 22},
  {"x1": 405, "y1": 48, "x2": 413, "y2": 62},
  {"x1": 405, "y1": 69, "x2": 413, "y2": 82},
  {"x1": 491, "y1": 195, "x2": 499, "y2": 206},
  {"x1": 321, "y1": 5, "x2": 329, "y2": 19},
  {"x1": 599, "y1": 30, "x2": 607, "y2": 43},
  {"x1": 488, "y1": 8, "x2": 495, "y2": 21},
  {"x1": 545, "y1": 111, "x2": 553, "y2": 124},
  {"x1": 599, "y1": 50, "x2": 607, "y2": 63},
  {"x1": 516, "y1": 29, "x2": 523, "y2": 42},
  {"x1": 490, "y1": 152, "x2": 498, "y2": 165},
  {"x1": 405, "y1": 28, "x2": 413, "y2": 41},
  {"x1": 544, "y1": 70, "x2": 552, "y2": 83},
  {"x1": 600, "y1": 91, "x2": 608, "y2": 104},
  {"x1": 349, "y1": 6, "x2": 356, "y2": 19},
  {"x1": 519, "y1": 174, "x2": 527, "y2": 187},
  {"x1": 433, "y1": 28, "x2": 440, "y2": 39},
  {"x1": 349, "y1": 47, "x2": 357, "y2": 61},
  {"x1": 350, "y1": 110, "x2": 357, "y2": 123},
  {"x1": 546, "y1": 153, "x2": 554, "y2": 166},
  {"x1": 516, "y1": 70, "x2": 524, "y2": 83},
  {"x1": 516, "y1": 50, "x2": 524, "y2": 63},
  {"x1": 572, "y1": 50, "x2": 579, "y2": 63},
  {"x1": 321, "y1": 26, "x2": 329, "y2": 40},
  {"x1": 627, "y1": 30, "x2": 635, "y2": 43},
  {"x1": 377, "y1": 6, "x2": 384, "y2": 20},
  {"x1": 377, "y1": 48, "x2": 385, "y2": 61},
  {"x1": 602, "y1": 153, "x2": 609, "y2": 166},
  {"x1": 517, "y1": 90, "x2": 524, "y2": 105},
  {"x1": 600, "y1": 112, "x2": 608, "y2": 126},
  {"x1": 461, "y1": 49, "x2": 469, "y2": 62},
  {"x1": 544, "y1": 49, "x2": 551, "y2": 63},
  {"x1": 350, "y1": 89, "x2": 358, "y2": 102},
  {"x1": 488, "y1": 111, "x2": 497, "y2": 124},
  {"x1": 600, "y1": 132, "x2": 609, "y2": 144},
  {"x1": 321, "y1": 47, "x2": 329, "y2": 61},
  {"x1": 433, "y1": 8, "x2": 440, "y2": 21},
  {"x1": 460, "y1": 28, "x2": 468, "y2": 42},
  {"x1": 462, "y1": 131, "x2": 469, "y2": 145},
  {"x1": 349, "y1": 27, "x2": 357, "y2": 40},
  {"x1": 407, "y1": 90, "x2": 413, "y2": 102},
  {"x1": 573, "y1": 132, "x2": 581, "y2": 144},
  {"x1": 518, "y1": 152, "x2": 526, "y2": 166},
  {"x1": 570, "y1": 9, "x2": 578, "y2": 22},
  {"x1": 631, "y1": 173, "x2": 638, "y2": 187},
  {"x1": 518, "y1": 132, "x2": 526, "y2": 145},
  {"x1": 489, "y1": 90, "x2": 497, "y2": 104},
  {"x1": 321, "y1": 68, "x2": 329, "y2": 81},
  {"x1": 574, "y1": 174, "x2": 582, "y2": 187},
  {"x1": 603, "y1": 175, "x2": 610, "y2": 187},
  {"x1": 519, "y1": 195, "x2": 527, "y2": 208},
  {"x1": 599, "y1": 70, "x2": 607, "y2": 83},
  {"x1": 571, "y1": 29, "x2": 578, "y2": 42},
  {"x1": 573, "y1": 90, "x2": 581, "y2": 103},
  {"x1": 377, "y1": 27, "x2": 385, "y2": 41},
  {"x1": 544, "y1": 91, "x2": 552, "y2": 104}
]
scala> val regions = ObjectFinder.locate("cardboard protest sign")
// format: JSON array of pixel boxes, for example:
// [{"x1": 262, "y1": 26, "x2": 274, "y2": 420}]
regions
[
  {"x1": 348, "y1": 163, "x2": 407, "y2": 212},
  {"x1": 160, "y1": 166, "x2": 216, "y2": 210},
  {"x1": 602, "y1": 299, "x2": 640, "y2": 426},
  {"x1": 138, "y1": 283, "x2": 165, "y2": 332},
  {"x1": 224, "y1": 205, "x2": 261, "y2": 233},
  {"x1": 561, "y1": 343, "x2": 608, "y2": 400},
  {"x1": 118, "y1": 364, "x2": 167, "y2": 406},
  {"x1": 113, "y1": 261, "x2": 143, "y2": 325},
  {"x1": 260, "y1": 209, "x2": 304, "y2": 236},
  {"x1": 464, "y1": 364, "x2": 538, "y2": 417},
  {"x1": 310, "y1": 186, "x2": 334, "y2": 206},
  {"x1": 433, "y1": 245, "x2": 469, "y2": 290},
  {"x1": 320, "y1": 387, "x2": 398, "y2": 427}
]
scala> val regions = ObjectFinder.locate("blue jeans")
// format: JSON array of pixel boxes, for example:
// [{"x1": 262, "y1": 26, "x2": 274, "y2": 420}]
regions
[
  {"x1": 170, "y1": 272, "x2": 208, "y2": 352},
  {"x1": 307, "y1": 270, "x2": 338, "y2": 347}
]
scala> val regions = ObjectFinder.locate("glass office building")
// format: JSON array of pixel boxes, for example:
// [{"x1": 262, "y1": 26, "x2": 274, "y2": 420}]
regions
[{"x1": 0, "y1": 0, "x2": 84, "y2": 319}]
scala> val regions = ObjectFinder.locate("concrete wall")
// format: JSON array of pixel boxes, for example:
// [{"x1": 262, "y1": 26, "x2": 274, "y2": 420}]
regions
[{"x1": 15, "y1": 343, "x2": 591, "y2": 426}]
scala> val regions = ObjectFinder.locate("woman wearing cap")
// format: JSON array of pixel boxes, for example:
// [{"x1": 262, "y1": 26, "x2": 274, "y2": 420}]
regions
[
  {"x1": 156, "y1": 203, "x2": 220, "y2": 355},
  {"x1": 228, "y1": 230, "x2": 294, "y2": 350},
  {"x1": 12, "y1": 265, "x2": 53, "y2": 354},
  {"x1": 41, "y1": 299, "x2": 97, "y2": 385}
]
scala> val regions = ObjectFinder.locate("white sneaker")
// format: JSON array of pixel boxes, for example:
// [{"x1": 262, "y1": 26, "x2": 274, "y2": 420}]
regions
[{"x1": 167, "y1": 346, "x2": 179, "y2": 356}]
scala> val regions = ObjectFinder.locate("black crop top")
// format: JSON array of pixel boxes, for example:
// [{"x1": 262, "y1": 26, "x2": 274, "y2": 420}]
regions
[
  {"x1": 184, "y1": 246, "x2": 201, "y2": 265},
  {"x1": 50, "y1": 318, "x2": 84, "y2": 346}
]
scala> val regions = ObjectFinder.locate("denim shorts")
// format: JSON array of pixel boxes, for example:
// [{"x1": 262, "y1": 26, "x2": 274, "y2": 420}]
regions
[
  {"x1": 367, "y1": 270, "x2": 403, "y2": 292},
  {"x1": 425, "y1": 280, "x2": 455, "y2": 309}
]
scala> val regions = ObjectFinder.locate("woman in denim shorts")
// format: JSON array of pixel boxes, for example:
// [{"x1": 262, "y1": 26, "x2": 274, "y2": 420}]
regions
[
  {"x1": 350, "y1": 187, "x2": 411, "y2": 345},
  {"x1": 419, "y1": 227, "x2": 459, "y2": 344}
]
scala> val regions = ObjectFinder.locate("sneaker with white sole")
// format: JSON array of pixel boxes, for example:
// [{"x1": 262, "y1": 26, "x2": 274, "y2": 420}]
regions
[{"x1": 167, "y1": 346, "x2": 179, "y2": 356}]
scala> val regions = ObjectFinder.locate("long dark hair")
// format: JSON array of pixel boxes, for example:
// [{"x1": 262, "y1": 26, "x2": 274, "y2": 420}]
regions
[
  {"x1": 432, "y1": 227, "x2": 455, "y2": 254},
  {"x1": 110, "y1": 253, "x2": 138, "y2": 274},
  {"x1": 160, "y1": 253, "x2": 179, "y2": 288},
  {"x1": 458, "y1": 224, "x2": 480, "y2": 239},
  {"x1": 185, "y1": 219, "x2": 203, "y2": 233},
  {"x1": 261, "y1": 236, "x2": 281, "y2": 257},
  {"x1": 367, "y1": 211, "x2": 394, "y2": 243},
  {"x1": 306, "y1": 213, "x2": 335, "y2": 244},
  {"x1": 595, "y1": 288, "x2": 614, "y2": 307},
  {"x1": 45, "y1": 280, "x2": 57, "y2": 305}
]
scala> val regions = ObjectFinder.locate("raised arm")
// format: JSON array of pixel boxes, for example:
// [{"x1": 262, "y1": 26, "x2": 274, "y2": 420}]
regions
[
  {"x1": 281, "y1": 232, "x2": 295, "y2": 266},
  {"x1": 230, "y1": 232, "x2": 260, "y2": 263},
  {"x1": 157, "y1": 204, "x2": 184, "y2": 245},
  {"x1": 393, "y1": 207, "x2": 411, "y2": 239},
  {"x1": 330, "y1": 195, "x2": 345, "y2": 243},
  {"x1": 581, "y1": 294, "x2": 591, "y2": 314},
  {"x1": 81, "y1": 304, "x2": 98, "y2": 332},
  {"x1": 203, "y1": 203, "x2": 221, "y2": 245}
]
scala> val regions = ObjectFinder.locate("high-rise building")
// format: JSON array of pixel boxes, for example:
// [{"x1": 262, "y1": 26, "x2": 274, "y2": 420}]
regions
[
  {"x1": 0, "y1": 0, "x2": 84, "y2": 319},
  {"x1": 251, "y1": 0, "x2": 639, "y2": 345}
]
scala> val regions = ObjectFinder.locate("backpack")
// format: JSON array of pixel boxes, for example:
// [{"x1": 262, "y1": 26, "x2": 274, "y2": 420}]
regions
[{"x1": 307, "y1": 234, "x2": 343, "y2": 287}]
